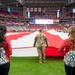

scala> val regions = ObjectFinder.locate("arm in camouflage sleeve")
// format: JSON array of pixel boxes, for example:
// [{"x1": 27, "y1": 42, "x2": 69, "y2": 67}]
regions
[
  {"x1": 33, "y1": 37, "x2": 37, "y2": 47},
  {"x1": 45, "y1": 36, "x2": 48, "y2": 46}
]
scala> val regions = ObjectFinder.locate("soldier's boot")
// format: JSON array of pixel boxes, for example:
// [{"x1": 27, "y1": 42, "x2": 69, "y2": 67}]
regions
[
  {"x1": 42, "y1": 59, "x2": 46, "y2": 63},
  {"x1": 39, "y1": 60, "x2": 42, "y2": 63}
]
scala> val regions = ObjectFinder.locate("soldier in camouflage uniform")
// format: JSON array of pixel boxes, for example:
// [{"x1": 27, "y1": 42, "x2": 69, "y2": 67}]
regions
[{"x1": 33, "y1": 29, "x2": 48, "y2": 63}]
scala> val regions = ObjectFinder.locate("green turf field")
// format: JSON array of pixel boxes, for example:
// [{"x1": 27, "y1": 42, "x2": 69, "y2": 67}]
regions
[{"x1": 9, "y1": 57, "x2": 65, "y2": 75}]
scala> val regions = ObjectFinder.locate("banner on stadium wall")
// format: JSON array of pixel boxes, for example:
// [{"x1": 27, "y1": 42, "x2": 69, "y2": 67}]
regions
[
  {"x1": 30, "y1": 8, "x2": 33, "y2": 12},
  {"x1": 26, "y1": 8, "x2": 30, "y2": 18},
  {"x1": 34, "y1": 8, "x2": 37, "y2": 12},
  {"x1": 29, "y1": 19, "x2": 59, "y2": 24},
  {"x1": 38, "y1": 8, "x2": 41, "y2": 12}
]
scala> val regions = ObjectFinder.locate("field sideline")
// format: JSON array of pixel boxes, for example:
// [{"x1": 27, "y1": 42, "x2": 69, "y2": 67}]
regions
[{"x1": 9, "y1": 56, "x2": 65, "y2": 75}]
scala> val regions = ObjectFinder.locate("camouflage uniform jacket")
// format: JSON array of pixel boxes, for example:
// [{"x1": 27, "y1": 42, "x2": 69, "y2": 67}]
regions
[{"x1": 34, "y1": 33, "x2": 48, "y2": 47}]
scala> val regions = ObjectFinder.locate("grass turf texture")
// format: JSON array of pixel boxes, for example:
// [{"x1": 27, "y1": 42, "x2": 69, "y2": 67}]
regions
[{"x1": 9, "y1": 57, "x2": 65, "y2": 75}]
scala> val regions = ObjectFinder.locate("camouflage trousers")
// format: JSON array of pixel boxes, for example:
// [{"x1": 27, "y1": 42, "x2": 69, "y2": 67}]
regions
[{"x1": 37, "y1": 46, "x2": 46, "y2": 61}]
